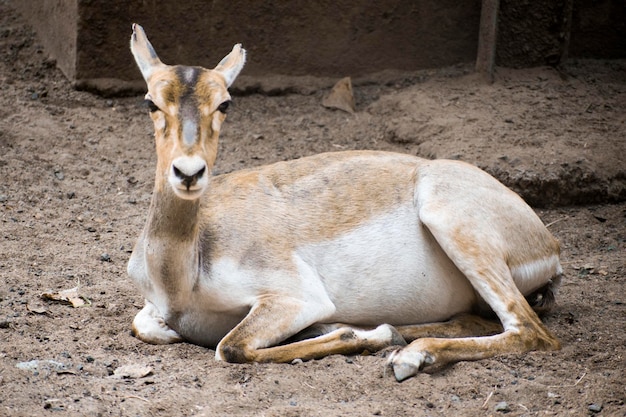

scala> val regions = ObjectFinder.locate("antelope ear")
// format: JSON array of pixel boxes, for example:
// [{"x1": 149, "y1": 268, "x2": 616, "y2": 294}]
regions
[
  {"x1": 214, "y1": 44, "x2": 246, "y2": 87},
  {"x1": 130, "y1": 23, "x2": 164, "y2": 82}
]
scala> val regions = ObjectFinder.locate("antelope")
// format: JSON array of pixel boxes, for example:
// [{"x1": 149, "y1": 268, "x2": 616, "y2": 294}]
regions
[{"x1": 128, "y1": 24, "x2": 562, "y2": 382}]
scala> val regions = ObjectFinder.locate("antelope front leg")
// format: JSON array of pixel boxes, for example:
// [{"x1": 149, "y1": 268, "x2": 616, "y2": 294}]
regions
[
  {"x1": 216, "y1": 296, "x2": 406, "y2": 363},
  {"x1": 132, "y1": 299, "x2": 183, "y2": 344}
]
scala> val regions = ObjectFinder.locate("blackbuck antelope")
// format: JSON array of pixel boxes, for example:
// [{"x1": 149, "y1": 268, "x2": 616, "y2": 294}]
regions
[{"x1": 128, "y1": 24, "x2": 562, "y2": 381}]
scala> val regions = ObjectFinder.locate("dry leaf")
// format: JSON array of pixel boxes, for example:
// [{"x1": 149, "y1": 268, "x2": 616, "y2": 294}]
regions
[
  {"x1": 111, "y1": 364, "x2": 153, "y2": 379},
  {"x1": 322, "y1": 77, "x2": 356, "y2": 114},
  {"x1": 41, "y1": 286, "x2": 90, "y2": 307}
]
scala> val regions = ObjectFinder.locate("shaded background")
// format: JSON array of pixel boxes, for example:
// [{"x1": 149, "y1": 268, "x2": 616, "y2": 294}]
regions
[{"x1": 14, "y1": 0, "x2": 626, "y2": 86}]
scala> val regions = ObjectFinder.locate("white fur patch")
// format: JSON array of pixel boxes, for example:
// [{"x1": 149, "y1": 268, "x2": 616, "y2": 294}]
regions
[
  {"x1": 182, "y1": 67, "x2": 197, "y2": 83},
  {"x1": 354, "y1": 324, "x2": 393, "y2": 343},
  {"x1": 510, "y1": 255, "x2": 562, "y2": 295},
  {"x1": 296, "y1": 205, "x2": 476, "y2": 325},
  {"x1": 169, "y1": 155, "x2": 208, "y2": 198}
]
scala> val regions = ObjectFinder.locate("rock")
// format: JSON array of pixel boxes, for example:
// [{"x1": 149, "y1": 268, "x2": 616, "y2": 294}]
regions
[
  {"x1": 494, "y1": 401, "x2": 510, "y2": 413},
  {"x1": 16, "y1": 360, "x2": 68, "y2": 374},
  {"x1": 588, "y1": 403, "x2": 603, "y2": 413}
]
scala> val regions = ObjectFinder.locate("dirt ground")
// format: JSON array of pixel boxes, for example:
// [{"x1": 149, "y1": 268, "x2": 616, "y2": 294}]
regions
[{"x1": 1, "y1": 3, "x2": 625, "y2": 417}]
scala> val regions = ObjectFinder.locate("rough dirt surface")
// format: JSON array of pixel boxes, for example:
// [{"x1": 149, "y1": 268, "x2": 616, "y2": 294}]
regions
[{"x1": 1, "y1": 3, "x2": 625, "y2": 417}]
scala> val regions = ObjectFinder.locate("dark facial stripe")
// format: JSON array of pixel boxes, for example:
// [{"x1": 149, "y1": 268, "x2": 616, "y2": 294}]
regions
[{"x1": 175, "y1": 66, "x2": 202, "y2": 146}]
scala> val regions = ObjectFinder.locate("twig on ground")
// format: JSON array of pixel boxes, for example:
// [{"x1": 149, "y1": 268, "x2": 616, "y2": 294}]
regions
[
  {"x1": 482, "y1": 390, "x2": 494, "y2": 408},
  {"x1": 547, "y1": 372, "x2": 587, "y2": 388},
  {"x1": 123, "y1": 395, "x2": 150, "y2": 403},
  {"x1": 545, "y1": 216, "x2": 568, "y2": 228}
]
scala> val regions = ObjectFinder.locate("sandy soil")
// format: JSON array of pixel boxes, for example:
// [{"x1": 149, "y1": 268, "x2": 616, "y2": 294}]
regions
[{"x1": 1, "y1": 3, "x2": 625, "y2": 416}]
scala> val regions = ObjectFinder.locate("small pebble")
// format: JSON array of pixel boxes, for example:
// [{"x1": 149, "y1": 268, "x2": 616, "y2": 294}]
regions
[
  {"x1": 100, "y1": 253, "x2": 111, "y2": 262},
  {"x1": 588, "y1": 403, "x2": 602, "y2": 413},
  {"x1": 494, "y1": 401, "x2": 510, "y2": 413}
]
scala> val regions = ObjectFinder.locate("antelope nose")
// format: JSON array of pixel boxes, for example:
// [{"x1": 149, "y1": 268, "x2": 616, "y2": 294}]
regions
[
  {"x1": 173, "y1": 164, "x2": 206, "y2": 189},
  {"x1": 171, "y1": 157, "x2": 207, "y2": 190}
]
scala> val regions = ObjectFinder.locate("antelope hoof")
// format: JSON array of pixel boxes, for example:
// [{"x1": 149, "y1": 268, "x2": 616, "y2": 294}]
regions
[
  {"x1": 392, "y1": 361, "x2": 420, "y2": 382},
  {"x1": 132, "y1": 304, "x2": 183, "y2": 345},
  {"x1": 384, "y1": 324, "x2": 408, "y2": 347},
  {"x1": 387, "y1": 348, "x2": 433, "y2": 382},
  {"x1": 357, "y1": 324, "x2": 407, "y2": 351}
]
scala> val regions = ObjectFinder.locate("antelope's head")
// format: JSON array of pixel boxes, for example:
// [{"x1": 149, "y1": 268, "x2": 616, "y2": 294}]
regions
[{"x1": 130, "y1": 24, "x2": 246, "y2": 200}]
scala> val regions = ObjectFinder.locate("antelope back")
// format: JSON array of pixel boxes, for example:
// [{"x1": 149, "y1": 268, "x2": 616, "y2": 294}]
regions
[{"x1": 130, "y1": 24, "x2": 246, "y2": 199}]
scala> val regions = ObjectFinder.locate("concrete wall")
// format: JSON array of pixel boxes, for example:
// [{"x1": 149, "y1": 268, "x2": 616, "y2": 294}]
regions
[
  {"x1": 13, "y1": 0, "x2": 626, "y2": 90},
  {"x1": 21, "y1": 0, "x2": 481, "y2": 82},
  {"x1": 15, "y1": 0, "x2": 78, "y2": 80}
]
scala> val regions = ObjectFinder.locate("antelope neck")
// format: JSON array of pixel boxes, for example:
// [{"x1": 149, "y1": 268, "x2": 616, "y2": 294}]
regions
[
  {"x1": 146, "y1": 186, "x2": 201, "y2": 241},
  {"x1": 143, "y1": 186, "x2": 204, "y2": 304}
]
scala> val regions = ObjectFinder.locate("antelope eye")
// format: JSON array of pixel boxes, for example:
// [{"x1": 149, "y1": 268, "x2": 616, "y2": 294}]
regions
[
  {"x1": 143, "y1": 99, "x2": 159, "y2": 113},
  {"x1": 217, "y1": 100, "x2": 231, "y2": 114}
]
